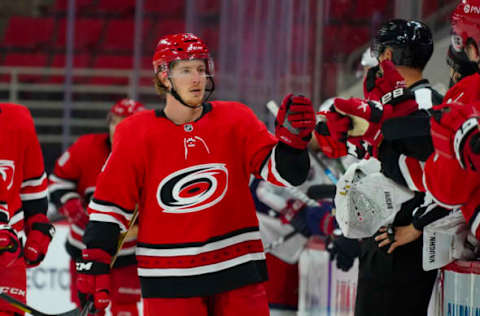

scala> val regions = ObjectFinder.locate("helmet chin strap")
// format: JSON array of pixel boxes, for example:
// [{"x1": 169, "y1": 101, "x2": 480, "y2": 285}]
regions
[{"x1": 167, "y1": 77, "x2": 215, "y2": 109}]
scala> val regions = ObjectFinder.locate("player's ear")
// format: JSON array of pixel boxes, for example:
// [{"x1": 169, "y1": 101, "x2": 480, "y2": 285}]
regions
[
  {"x1": 466, "y1": 41, "x2": 480, "y2": 63},
  {"x1": 382, "y1": 47, "x2": 393, "y2": 62},
  {"x1": 157, "y1": 71, "x2": 170, "y2": 89}
]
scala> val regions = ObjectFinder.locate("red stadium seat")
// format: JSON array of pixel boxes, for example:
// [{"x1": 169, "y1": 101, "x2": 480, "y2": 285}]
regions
[
  {"x1": 3, "y1": 53, "x2": 48, "y2": 67},
  {"x1": 150, "y1": 19, "x2": 185, "y2": 41},
  {"x1": 55, "y1": 18, "x2": 104, "y2": 50},
  {"x1": 91, "y1": 55, "x2": 133, "y2": 85},
  {"x1": 144, "y1": 0, "x2": 185, "y2": 15},
  {"x1": 54, "y1": 0, "x2": 95, "y2": 12},
  {"x1": 1, "y1": 53, "x2": 48, "y2": 82},
  {"x1": 103, "y1": 20, "x2": 151, "y2": 52},
  {"x1": 48, "y1": 54, "x2": 90, "y2": 83},
  {"x1": 3, "y1": 17, "x2": 54, "y2": 49},
  {"x1": 96, "y1": 0, "x2": 135, "y2": 14}
]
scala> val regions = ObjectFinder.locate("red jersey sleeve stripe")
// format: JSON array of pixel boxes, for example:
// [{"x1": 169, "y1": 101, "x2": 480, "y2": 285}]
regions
[
  {"x1": 89, "y1": 212, "x2": 128, "y2": 231},
  {"x1": 48, "y1": 174, "x2": 77, "y2": 191},
  {"x1": 259, "y1": 146, "x2": 290, "y2": 187},
  {"x1": 89, "y1": 198, "x2": 134, "y2": 219},
  {"x1": 20, "y1": 189, "x2": 48, "y2": 201},
  {"x1": 0, "y1": 202, "x2": 8, "y2": 223},
  {"x1": 21, "y1": 172, "x2": 47, "y2": 188},
  {"x1": 398, "y1": 155, "x2": 425, "y2": 192}
]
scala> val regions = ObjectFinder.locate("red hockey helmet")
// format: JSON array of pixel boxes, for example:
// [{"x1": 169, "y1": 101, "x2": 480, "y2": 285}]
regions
[
  {"x1": 109, "y1": 99, "x2": 146, "y2": 118},
  {"x1": 451, "y1": 0, "x2": 480, "y2": 50},
  {"x1": 152, "y1": 33, "x2": 214, "y2": 75}
]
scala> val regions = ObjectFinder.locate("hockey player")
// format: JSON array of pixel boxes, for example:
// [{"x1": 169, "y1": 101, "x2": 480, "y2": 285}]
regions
[
  {"x1": 422, "y1": 0, "x2": 480, "y2": 241},
  {"x1": 75, "y1": 33, "x2": 315, "y2": 316},
  {"x1": 48, "y1": 99, "x2": 145, "y2": 316},
  {"x1": 0, "y1": 103, "x2": 54, "y2": 315},
  {"x1": 250, "y1": 177, "x2": 336, "y2": 314},
  {"x1": 316, "y1": 20, "x2": 447, "y2": 316}
]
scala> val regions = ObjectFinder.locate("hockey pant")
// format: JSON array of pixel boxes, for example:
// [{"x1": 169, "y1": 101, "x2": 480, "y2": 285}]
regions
[
  {"x1": 265, "y1": 253, "x2": 299, "y2": 310},
  {"x1": 0, "y1": 257, "x2": 26, "y2": 315},
  {"x1": 354, "y1": 236, "x2": 437, "y2": 316},
  {"x1": 70, "y1": 260, "x2": 141, "y2": 316},
  {"x1": 142, "y1": 282, "x2": 270, "y2": 316}
]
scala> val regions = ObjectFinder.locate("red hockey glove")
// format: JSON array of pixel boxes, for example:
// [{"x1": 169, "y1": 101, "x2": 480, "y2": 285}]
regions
[
  {"x1": 313, "y1": 133, "x2": 348, "y2": 158},
  {"x1": 431, "y1": 103, "x2": 480, "y2": 172},
  {"x1": 333, "y1": 98, "x2": 386, "y2": 153},
  {"x1": 24, "y1": 213, "x2": 55, "y2": 267},
  {"x1": 59, "y1": 198, "x2": 89, "y2": 229},
  {"x1": 363, "y1": 60, "x2": 406, "y2": 101},
  {"x1": 0, "y1": 225, "x2": 21, "y2": 268},
  {"x1": 314, "y1": 110, "x2": 351, "y2": 158},
  {"x1": 275, "y1": 94, "x2": 316, "y2": 149},
  {"x1": 76, "y1": 249, "x2": 111, "y2": 313}
]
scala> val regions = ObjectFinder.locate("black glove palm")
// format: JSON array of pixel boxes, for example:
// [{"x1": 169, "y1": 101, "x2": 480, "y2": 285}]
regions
[{"x1": 327, "y1": 235, "x2": 360, "y2": 272}]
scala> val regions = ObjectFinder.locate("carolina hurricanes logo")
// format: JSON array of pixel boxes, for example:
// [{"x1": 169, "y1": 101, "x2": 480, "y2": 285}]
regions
[
  {"x1": 0, "y1": 160, "x2": 15, "y2": 190},
  {"x1": 157, "y1": 163, "x2": 228, "y2": 213}
]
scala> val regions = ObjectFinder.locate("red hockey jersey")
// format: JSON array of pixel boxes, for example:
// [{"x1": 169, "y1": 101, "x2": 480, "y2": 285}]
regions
[
  {"x1": 87, "y1": 101, "x2": 284, "y2": 297},
  {"x1": 423, "y1": 73, "x2": 480, "y2": 237},
  {"x1": 49, "y1": 133, "x2": 136, "y2": 261},
  {"x1": 443, "y1": 73, "x2": 480, "y2": 105},
  {"x1": 0, "y1": 103, "x2": 47, "y2": 234}
]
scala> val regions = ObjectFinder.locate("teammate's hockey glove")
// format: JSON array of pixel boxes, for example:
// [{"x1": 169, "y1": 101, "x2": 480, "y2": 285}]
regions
[
  {"x1": 24, "y1": 213, "x2": 55, "y2": 267},
  {"x1": 76, "y1": 248, "x2": 111, "y2": 313},
  {"x1": 431, "y1": 103, "x2": 480, "y2": 172},
  {"x1": 275, "y1": 94, "x2": 316, "y2": 149},
  {"x1": 327, "y1": 234, "x2": 360, "y2": 272},
  {"x1": 0, "y1": 225, "x2": 21, "y2": 268},
  {"x1": 59, "y1": 198, "x2": 89, "y2": 229},
  {"x1": 333, "y1": 97, "x2": 385, "y2": 155},
  {"x1": 363, "y1": 60, "x2": 406, "y2": 101},
  {"x1": 313, "y1": 109, "x2": 351, "y2": 158}
]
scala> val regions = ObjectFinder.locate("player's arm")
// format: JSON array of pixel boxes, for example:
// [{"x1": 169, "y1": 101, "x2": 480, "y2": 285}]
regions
[
  {"x1": 77, "y1": 119, "x2": 142, "y2": 312},
  {"x1": 0, "y1": 182, "x2": 21, "y2": 268},
  {"x1": 256, "y1": 94, "x2": 315, "y2": 186},
  {"x1": 20, "y1": 108, "x2": 54, "y2": 267},
  {"x1": 48, "y1": 139, "x2": 89, "y2": 228}
]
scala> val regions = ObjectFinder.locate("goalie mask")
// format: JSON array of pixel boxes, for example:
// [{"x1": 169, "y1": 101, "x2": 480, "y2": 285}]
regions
[{"x1": 335, "y1": 158, "x2": 414, "y2": 238}]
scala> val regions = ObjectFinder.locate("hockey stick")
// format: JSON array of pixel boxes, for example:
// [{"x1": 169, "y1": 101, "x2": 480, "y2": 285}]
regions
[
  {"x1": 80, "y1": 206, "x2": 140, "y2": 316},
  {"x1": 264, "y1": 230, "x2": 298, "y2": 252},
  {"x1": 0, "y1": 292, "x2": 78, "y2": 316},
  {"x1": 266, "y1": 100, "x2": 338, "y2": 184}
]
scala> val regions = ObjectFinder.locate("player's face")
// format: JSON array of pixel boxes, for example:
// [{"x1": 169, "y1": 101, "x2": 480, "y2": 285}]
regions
[
  {"x1": 109, "y1": 114, "x2": 124, "y2": 143},
  {"x1": 169, "y1": 60, "x2": 207, "y2": 107}
]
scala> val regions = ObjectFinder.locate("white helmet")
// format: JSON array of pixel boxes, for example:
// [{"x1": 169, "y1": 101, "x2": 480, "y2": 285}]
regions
[
  {"x1": 335, "y1": 158, "x2": 414, "y2": 238},
  {"x1": 361, "y1": 48, "x2": 378, "y2": 68}
]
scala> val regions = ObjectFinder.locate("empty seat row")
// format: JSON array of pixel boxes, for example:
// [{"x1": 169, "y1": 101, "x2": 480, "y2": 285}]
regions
[{"x1": 2, "y1": 17, "x2": 185, "y2": 52}]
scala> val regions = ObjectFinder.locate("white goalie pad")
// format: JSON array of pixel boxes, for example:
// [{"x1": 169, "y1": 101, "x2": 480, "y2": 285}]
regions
[
  {"x1": 335, "y1": 158, "x2": 414, "y2": 238},
  {"x1": 423, "y1": 209, "x2": 480, "y2": 271}
]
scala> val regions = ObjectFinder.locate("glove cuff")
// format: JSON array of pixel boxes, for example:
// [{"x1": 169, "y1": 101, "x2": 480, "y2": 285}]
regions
[
  {"x1": 82, "y1": 248, "x2": 112, "y2": 265},
  {"x1": 453, "y1": 117, "x2": 479, "y2": 170}
]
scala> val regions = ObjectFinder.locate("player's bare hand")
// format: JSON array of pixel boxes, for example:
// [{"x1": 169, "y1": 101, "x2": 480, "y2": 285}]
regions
[{"x1": 375, "y1": 224, "x2": 422, "y2": 254}]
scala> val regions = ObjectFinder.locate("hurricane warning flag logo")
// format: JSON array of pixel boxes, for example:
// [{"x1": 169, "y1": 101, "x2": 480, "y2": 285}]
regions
[
  {"x1": 157, "y1": 163, "x2": 228, "y2": 213},
  {"x1": 0, "y1": 160, "x2": 15, "y2": 190}
]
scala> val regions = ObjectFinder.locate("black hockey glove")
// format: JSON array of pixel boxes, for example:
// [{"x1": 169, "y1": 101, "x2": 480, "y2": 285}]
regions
[{"x1": 327, "y1": 234, "x2": 360, "y2": 272}]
